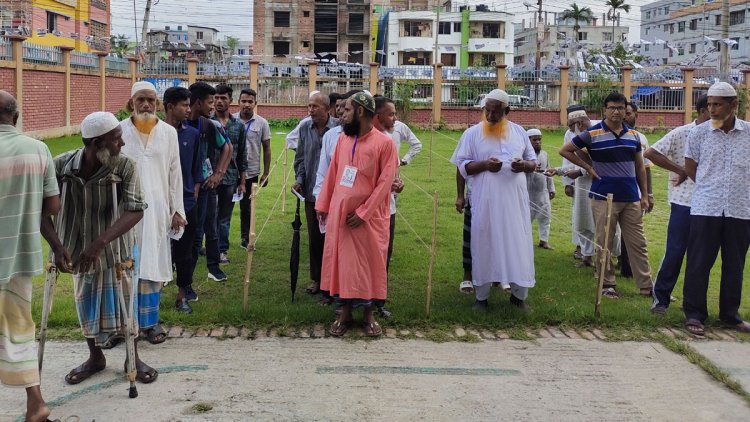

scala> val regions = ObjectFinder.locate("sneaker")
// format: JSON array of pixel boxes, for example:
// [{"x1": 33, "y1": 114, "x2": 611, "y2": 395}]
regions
[
  {"x1": 240, "y1": 240, "x2": 248, "y2": 250},
  {"x1": 175, "y1": 298, "x2": 193, "y2": 314},
  {"x1": 510, "y1": 294, "x2": 530, "y2": 311},
  {"x1": 208, "y1": 269, "x2": 228, "y2": 283},
  {"x1": 377, "y1": 307, "x2": 392, "y2": 318},
  {"x1": 185, "y1": 286, "x2": 198, "y2": 302},
  {"x1": 650, "y1": 305, "x2": 667, "y2": 315},
  {"x1": 220, "y1": 252, "x2": 230, "y2": 265},
  {"x1": 472, "y1": 299, "x2": 489, "y2": 313}
]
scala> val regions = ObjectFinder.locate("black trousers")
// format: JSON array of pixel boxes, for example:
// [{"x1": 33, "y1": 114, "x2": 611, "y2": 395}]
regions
[
  {"x1": 239, "y1": 176, "x2": 259, "y2": 243},
  {"x1": 172, "y1": 205, "x2": 199, "y2": 289},
  {"x1": 683, "y1": 215, "x2": 750, "y2": 325},
  {"x1": 304, "y1": 201, "x2": 325, "y2": 284}
]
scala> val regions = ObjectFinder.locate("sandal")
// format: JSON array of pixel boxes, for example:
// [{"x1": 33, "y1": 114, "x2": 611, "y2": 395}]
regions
[
  {"x1": 99, "y1": 334, "x2": 124, "y2": 350},
  {"x1": 601, "y1": 287, "x2": 619, "y2": 299},
  {"x1": 305, "y1": 282, "x2": 320, "y2": 295},
  {"x1": 685, "y1": 319, "x2": 705, "y2": 337},
  {"x1": 329, "y1": 319, "x2": 351, "y2": 337},
  {"x1": 364, "y1": 321, "x2": 383, "y2": 337},
  {"x1": 144, "y1": 325, "x2": 167, "y2": 345},
  {"x1": 723, "y1": 320, "x2": 750, "y2": 333},
  {"x1": 64, "y1": 362, "x2": 106, "y2": 385},
  {"x1": 459, "y1": 280, "x2": 474, "y2": 294}
]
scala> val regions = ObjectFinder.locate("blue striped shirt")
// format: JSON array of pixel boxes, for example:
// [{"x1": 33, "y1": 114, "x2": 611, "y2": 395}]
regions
[{"x1": 572, "y1": 121, "x2": 642, "y2": 202}]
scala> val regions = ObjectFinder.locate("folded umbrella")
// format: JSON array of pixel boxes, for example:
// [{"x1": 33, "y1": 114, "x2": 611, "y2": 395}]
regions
[{"x1": 290, "y1": 198, "x2": 302, "y2": 302}]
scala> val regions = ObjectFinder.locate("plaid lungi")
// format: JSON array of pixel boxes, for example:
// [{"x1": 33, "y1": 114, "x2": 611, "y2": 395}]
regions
[
  {"x1": 137, "y1": 280, "x2": 162, "y2": 330},
  {"x1": 0, "y1": 276, "x2": 39, "y2": 387},
  {"x1": 74, "y1": 268, "x2": 139, "y2": 346}
]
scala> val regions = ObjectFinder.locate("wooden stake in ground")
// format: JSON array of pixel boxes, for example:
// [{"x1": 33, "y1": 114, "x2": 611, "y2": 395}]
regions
[
  {"x1": 595, "y1": 193, "x2": 615, "y2": 318},
  {"x1": 428, "y1": 121, "x2": 434, "y2": 177},
  {"x1": 243, "y1": 183, "x2": 260, "y2": 311},
  {"x1": 281, "y1": 147, "x2": 288, "y2": 213},
  {"x1": 426, "y1": 191, "x2": 439, "y2": 316}
]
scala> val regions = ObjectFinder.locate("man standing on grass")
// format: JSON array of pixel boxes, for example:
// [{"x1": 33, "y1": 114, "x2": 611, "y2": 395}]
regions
[
  {"x1": 313, "y1": 90, "x2": 358, "y2": 201},
  {"x1": 453, "y1": 89, "x2": 538, "y2": 312},
  {"x1": 682, "y1": 82, "x2": 750, "y2": 337},
  {"x1": 560, "y1": 92, "x2": 653, "y2": 300},
  {"x1": 0, "y1": 90, "x2": 59, "y2": 422},
  {"x1": 213, "y1": 84, "x2": 247, "y2": 264},
  {"x1": 644, "y1": 95, "x2": 708, "y2": 315},
  {"x1": 525, "y1": 128, "x2": 555, "y2": 250},
  {"x1": 187, "y1": 82, "x2": 233, "y2": 283},
  {"x1": 315, "y1": 91, "x2": 398, "y2": 337},
  {"x1": 234, "y1": 88, "x2": 272, "y2": 250},
  {"x1": 45, "y1": 112, "x2": 158, "y2": 385},
  {"x1": 120, "y1": 81, "x2": 185, "y2": 344},
  {"x1": 293, "y1": 92, "x2": 338, "y2": 301},
  {"x1": 164, "y1": 87, "x2": 204, "y2": 314}
]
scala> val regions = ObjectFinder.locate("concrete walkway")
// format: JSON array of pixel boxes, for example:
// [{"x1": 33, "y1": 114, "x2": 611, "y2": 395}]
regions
[{"x1": 2, "y1": 337, "x2": 749, "y2": 421}]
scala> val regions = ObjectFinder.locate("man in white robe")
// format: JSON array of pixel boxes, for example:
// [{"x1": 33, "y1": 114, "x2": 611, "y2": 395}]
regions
[
  {"x1": 452, "y1": 89, "x2": 537, "y2": 311},
  {"x1": 525, "y1": 128, "x2": 555, "y2": 249},
  {"x1": 120, "y1": 81, "x2": 185, "y2": 343}
]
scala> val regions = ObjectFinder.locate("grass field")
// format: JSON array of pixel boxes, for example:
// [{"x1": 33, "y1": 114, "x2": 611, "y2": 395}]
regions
[{"x1": 35, "y1": 127, "x2": 750, "y2": 339}]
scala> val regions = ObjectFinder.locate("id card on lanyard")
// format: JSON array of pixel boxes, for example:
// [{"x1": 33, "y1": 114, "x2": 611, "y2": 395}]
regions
[{"x1": 340, "y1": 135, "x2": 358, "y2": 188}]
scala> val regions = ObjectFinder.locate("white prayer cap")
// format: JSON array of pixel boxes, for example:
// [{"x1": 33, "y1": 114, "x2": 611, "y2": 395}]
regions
[
  {"x1": 81, "y1": 111, "x2": 120, "y2": 139},
  {"x1": 131, "y1": 81, "x2": 157, "y2": 97},
  {"x1": 527, "y1": 128, "x2": 542, "y2": 137},
  {"x1": 309, "y1": 90, "x2": 321, "y2": 98},
  {"x1": 484, "y1": 89, "x2": 510, "y2": 106},
  {"x1": 707, "y1": 81, "x2": 737, "y2": 97}
]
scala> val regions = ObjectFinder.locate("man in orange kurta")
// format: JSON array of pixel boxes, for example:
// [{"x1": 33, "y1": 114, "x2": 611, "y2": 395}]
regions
[{"x1": 316, "y1": 91, "x2": 398, "y2": 337}]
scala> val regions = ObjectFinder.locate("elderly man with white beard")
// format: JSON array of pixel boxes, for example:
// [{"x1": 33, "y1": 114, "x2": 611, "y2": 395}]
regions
[{"x1": 120, "y1": 81, "x2": 186, "y2": 346}]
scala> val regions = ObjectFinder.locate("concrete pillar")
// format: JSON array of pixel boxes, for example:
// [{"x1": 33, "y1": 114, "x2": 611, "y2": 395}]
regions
[
  {"x1": 187, "y1": 58, "x2": 199, "y2": 85},
  {"x1": 8, "y1": 35, "x2": 26, "y2": 131},
  {"x1": 369, "y1": 62, "x2": 379, "y2": 95},
  {"x1": 97, "y1": 52, "x2": 108, "y2": 111},
  {"x1": 128, "y1": 57, "x2": 138, "y2": 86},
  {"x1": 432, "y1": 63, "x2": 443, "y2": 124},
  {"x1": 60, "y1": 46, "x2": 73, "y2": 127},
  {"x1": 743, "y1": 70, "x2": 750, "y2": 121},
  {"x1": 249, "y1": 60, "x2": 260, "y2": 91},
  {"x1": 496, "y1": 64, "x2": 507, "y2": 91},
  {"x1": 559, "y1": 65, "x2": 571, "y2": 126},
  {"x1": 621, "y1": 66, "x2": 633, "y2": 103},
  {"x1": 682, "y1": 67, "x2": 696, "y2": 125},
  {"x1": 308, "y1": 61, "x2": 318, "y2": 94}
]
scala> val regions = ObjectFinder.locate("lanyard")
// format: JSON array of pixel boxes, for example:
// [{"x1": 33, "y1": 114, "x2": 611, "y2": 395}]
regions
[
  {"x1": 350, "y1": 135, "x2": 359, "y2": 165},
  {"x1": 244, "y1": 119, "x2": 254, "y2": 139}
]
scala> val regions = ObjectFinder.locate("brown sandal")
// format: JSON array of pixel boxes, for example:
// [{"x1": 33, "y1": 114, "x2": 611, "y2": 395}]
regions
[
  {"x1": 684, "y1": 319, "x2": 705, "y2": 337},
  {"x1": 364, "y1": 321, "x2": 383, "y2": 337},
  {"x1": 329, "y1": 319, "x2": 351, "y2": 337}
]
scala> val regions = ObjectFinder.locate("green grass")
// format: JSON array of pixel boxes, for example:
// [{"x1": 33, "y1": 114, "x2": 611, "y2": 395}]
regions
[{"x1": 35, "y1": 128, "x2": 750, "y2": 335}]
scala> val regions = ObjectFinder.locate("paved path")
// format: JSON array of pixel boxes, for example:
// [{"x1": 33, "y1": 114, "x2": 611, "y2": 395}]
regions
[{"x1": 1, "y1": 338, "x2": 748, "y2": 422}]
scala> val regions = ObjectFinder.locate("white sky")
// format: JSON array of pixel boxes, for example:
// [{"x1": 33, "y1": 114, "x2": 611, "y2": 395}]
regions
[{"x1": 111, "y1": 0, "x2": 650, "y2": 45}]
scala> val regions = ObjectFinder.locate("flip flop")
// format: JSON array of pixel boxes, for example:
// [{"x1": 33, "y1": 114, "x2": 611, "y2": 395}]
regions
[
  {"x1": 723, "y1": 321, "x2": 750, "y2": 333},
  {"x1": 64, "y1": 363, "x2": 106, "y2": 385},
  {"x1": 459, "y1": 280, "x2": 474, "y2": 294},
  {"x1": 364, "y1": 321, "x2": 383, "y2": 337},
  {"x1": 684, "y1": 319, "x2": 705, "y2": 337},
  {"x1": 145, "y1": 325, "x2": 167, "y2": 345},
  {"x1": 329, "y1": 319, "x2": 351, "y2": 337}
]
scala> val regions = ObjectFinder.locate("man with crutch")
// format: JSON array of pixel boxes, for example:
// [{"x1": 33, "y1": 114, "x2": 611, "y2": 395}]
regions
[{"x1": 41, "y1": 112, "x2": 155, "y2": 388}]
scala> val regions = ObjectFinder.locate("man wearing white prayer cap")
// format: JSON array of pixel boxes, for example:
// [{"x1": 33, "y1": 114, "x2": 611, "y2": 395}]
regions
[
  {"x1": 525, "y1": 128, "x2": 556, "y2": 250},
  {"x1": 120, "y1": 81, "x2": 186, "y2": 347},
  {"x1": 42, "y1": 111, "x2": 156, "y2": 385},
  {"x1": 450, "y1": 89, "x2": 538, "y2": 312},
  {"x1": 682, "y1": 81, "x2": 750, "y2": 337}
]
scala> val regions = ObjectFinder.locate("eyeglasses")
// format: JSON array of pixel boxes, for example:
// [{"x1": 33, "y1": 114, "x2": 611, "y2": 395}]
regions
[{"x1": 606, "y1": 106, "x2": 626, "y2": 112}]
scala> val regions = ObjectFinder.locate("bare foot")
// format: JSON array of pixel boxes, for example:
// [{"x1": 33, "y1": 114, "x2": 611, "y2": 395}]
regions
[{"x1": 25, "y1": 386, "x2": 51, "y2": 422}]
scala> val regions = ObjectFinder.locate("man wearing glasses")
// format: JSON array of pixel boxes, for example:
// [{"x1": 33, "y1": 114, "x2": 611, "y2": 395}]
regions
[{"x1": 559, "y1": 92, "x2": 653, "y2": 299}]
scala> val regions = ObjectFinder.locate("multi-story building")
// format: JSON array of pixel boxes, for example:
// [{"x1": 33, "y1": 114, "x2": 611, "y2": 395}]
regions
[
  {"x1": 514, "y1": 14, "x2": 628, "y2": 67},
  {"x1": 145, "y1": 25, "x2": 223, "y2": 63},
  {"x1": 0, "y1": 0, "x2": 110, "y2": 52},
  {"x1": 639, "y1": 0, "x2": 750, "y2": 67},
  {"x1": 383, "y1": 7, "x2": 514, "y2": 67}
]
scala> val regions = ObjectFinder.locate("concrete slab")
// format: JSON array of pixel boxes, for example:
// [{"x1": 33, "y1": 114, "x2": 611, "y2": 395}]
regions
[
  {"x1": 1, "y1": 339, "x2": 747, "y2": 421},
  {"x1": 692, "y1": 340, "x2": 750, "y2": 394}
]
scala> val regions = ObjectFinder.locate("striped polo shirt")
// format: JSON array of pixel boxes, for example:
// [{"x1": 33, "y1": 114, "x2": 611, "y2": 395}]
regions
[
  {"x1": 0, "y1": 125, "x2": 59, "y2": 284},
  {"x1": 572, "y1": 121, "x2": 642, "y2": 202}
]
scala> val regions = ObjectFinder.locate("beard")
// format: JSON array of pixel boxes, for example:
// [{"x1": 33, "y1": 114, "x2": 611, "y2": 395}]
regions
[
  {"x1": 710, "y1": 116, "x2": 727, "y2": 129},
  {"x1": 343, "y1": 119, "x2": 360, "y2": 137},
  {"x1": 482, "y1": 117, "x2": 509, "y2": 140},
  {"x1": 133, "y1": 110, "x2": 158, "y2": 134},
  {"x1": 96, "y1": 148, "x2": 122, "y2": 169}
]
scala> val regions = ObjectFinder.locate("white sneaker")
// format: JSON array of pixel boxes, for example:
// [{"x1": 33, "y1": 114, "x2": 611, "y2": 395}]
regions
[{"x1": 220, "y1": 252, "x2": 230, "y2": 265}]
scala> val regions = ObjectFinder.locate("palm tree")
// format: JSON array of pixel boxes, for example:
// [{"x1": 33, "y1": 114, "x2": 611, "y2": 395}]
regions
[
  {"x1": 605, "y1": 0, "x2": 631, "y2": 45},
  {"x1": 560, "y1": 3, "x2": 593, "y2": 44}
]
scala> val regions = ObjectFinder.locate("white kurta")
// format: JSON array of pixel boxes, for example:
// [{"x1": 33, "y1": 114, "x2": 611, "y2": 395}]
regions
[
  {"x1": 120, "y1": 119, "x2": 185, "y2": 282},
  {"x1": 454, "y1": 122, "x2": 537, "y2": 288}
]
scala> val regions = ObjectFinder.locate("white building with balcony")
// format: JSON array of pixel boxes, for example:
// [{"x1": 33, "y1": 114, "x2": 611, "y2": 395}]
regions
[{"x1": 383, "y1": 8, "x2": 514, "y2": 68}]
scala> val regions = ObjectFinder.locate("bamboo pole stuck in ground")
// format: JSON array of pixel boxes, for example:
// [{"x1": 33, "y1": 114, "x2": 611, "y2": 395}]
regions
[
  {"x1": 428, "y1": 122, "x2": 434, "y2": 177},
  {"x1": 595, "y1": 193, "x2": 615, "y2": 318},
  {"x1": 243, "y1": 183, "x2": 260, "y2": 311},
  {"x1": 281, "y1": 147, "x2": 288, "y2": 213},
  {"x1": 426, "y1": 191, "x2": 439, "y2": 316}
]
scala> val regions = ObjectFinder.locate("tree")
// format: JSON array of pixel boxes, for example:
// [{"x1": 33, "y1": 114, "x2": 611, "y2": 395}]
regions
[
  {"x1": 109, "y1": 34, "x2": 133, "y2": 58},
  {"x1": 225, "y1": 36, "x2": 239, "y2": 57},
  {"x1": 559, "y1": 3, "x2": 593, "y2": 41},
  {"x1": 605, "y1": 0, "x2": 631, "y2": 45}
]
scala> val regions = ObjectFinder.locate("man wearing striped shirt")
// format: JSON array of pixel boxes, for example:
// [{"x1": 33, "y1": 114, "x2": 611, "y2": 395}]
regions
[{"x1": 560, "y1": 92, "x2": 653, "y2": 299}]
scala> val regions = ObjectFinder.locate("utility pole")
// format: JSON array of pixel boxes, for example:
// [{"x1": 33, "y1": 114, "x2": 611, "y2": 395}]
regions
[
  {"x1": 535, "y1": 0, "x2": 543, "y2": 105},
  {"x1": 141, "y1": 0, "x2": 153, "y2": 51},
  {"x1": 434, "y1": 0, "x2": 441, "y2": 65},
  {"x1": 719, "y1": 0, "x2": 729, "y2": 79}
]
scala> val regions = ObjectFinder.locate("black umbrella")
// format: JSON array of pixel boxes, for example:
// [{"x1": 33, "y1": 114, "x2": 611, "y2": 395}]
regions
[{"x1": 290, "y1": 198, "x2": 302, "y2": 302}]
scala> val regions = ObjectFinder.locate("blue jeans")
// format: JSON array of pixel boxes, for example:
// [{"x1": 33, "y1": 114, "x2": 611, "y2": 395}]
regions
[
  {"x1": 194, "y1": 188, "x2": 220, "y2": 273},
  {"x1": 216, "y1": 183, "x2": 236, "y2": 253},
  {"x1": 653, "y1": 203, "x2": 691, "y2": 308}
]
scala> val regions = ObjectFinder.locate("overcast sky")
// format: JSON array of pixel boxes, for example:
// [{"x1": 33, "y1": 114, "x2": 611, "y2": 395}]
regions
[{"x1": 111, "y1": 0, "x2": 650, "y2": 45}]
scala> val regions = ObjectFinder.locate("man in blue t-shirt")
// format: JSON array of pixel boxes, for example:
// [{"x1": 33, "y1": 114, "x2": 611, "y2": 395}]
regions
[{"x1": 560, "y1": 92, "x2": 653, "y2": 299}]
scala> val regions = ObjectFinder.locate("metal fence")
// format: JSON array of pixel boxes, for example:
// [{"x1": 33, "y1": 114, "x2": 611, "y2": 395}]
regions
[
  {"x1": 71, "y1": 51, "x2": 99, "y2": 70},
  {"x1": 139, "y1": 60, "x2": 188, "y2": 76},
  {"x1": 0, "y1": 38, "x2": 11, "y2": 60},
  {"x1": 22, "y1": 43, "x2": 61, "y2": 65},
  {"x1": 257, "y1": 78, "x2": 310, "y2": 105},
  {"x1": 106, "y1": 56, "x2": 129, "y2": 73}
]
